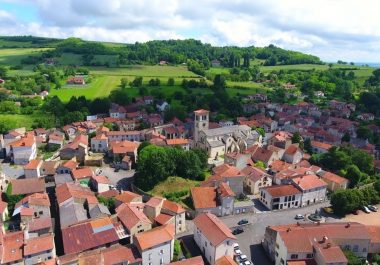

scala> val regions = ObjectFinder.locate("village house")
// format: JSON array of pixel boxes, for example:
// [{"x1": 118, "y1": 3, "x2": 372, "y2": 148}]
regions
[
  {"x1": 109, "y1": 140, "x2": 140, "y2": 165},
  {"x1": 71, "y1": 167, "x2": 94, "y2": 182},
  {"x1": 91, "y1": 133, "x2": 109, "y2": 152},
  {"x1": 134, "y1": 224, "x2": 175, "y2": 265},
  {"x1": 90, "y1": 175, "x2": 110, "y2": 193},
  {"x1": 263, "y1": 222, "x2": 375, "y2": 265},
  {"x1": 59, "y1": 134, "x2": 88, "y2": 163},
  {"x1": 106, "y1": 130, "x2": 143, "y2": 142},
  {"x1": 13, "y1": 192, "x2": 51, "y2": 224},
  {"x1": 41, "y1": 160, "x2": 60, "y2": 176},
  {"x1": 169, "y1": 256, "x2": 205, "y2": 265},
  {"x1": 282, "y1": 144, "x2": 303, "y2": 164},
  {"x1": 24, "y1": 234, "x2": 56, "y2": 265},
  {"x1": 48, "y1": 132, "x2": 65, "y2": 147},
  {"x1": 24, "y1": 159, "x2": 43, "y2": 178},
  {"x1": 310, "y1": 140, "x2": 332, "y2": 154},
  {"x1": 67, "y1": 76, "x2": 85, "y2": 85},
  {"x1": 291, "y1": 174, "x2": 327, "y2": 207},
  {"x1": 202, "y1": 164, "x2": 245, "y2": 196},
  {"x1": 357, "y1": 113, "x2": 375, "y2": 121},
  {"x1": 318, "y1": 171, "x2": 349, "y2": 191},
  {"x1": 116, "y1": 203, "x2": 152, "y2": 242},
  {"x1": 61, "y1": 217, "x2": 127, "y2": 255},
  {"x1": 10, "y1": 178, "x2": 45, "y2": 196},
  {"x1": 9, "y1": 133, "x2": 37, "y2": 165},
  {"x1": 242, "y1": 165, "x2": 272, "y2": 195},
  {"x1": 260, "y1": 185, "x2": 303, "y2": 210},
  {"x1": 56, "y1": 160, "x2": 78, "y2": 174},
  {"x1": 115, "y1": 191, "x2": 143, "y2": 207},
  {"x1": 251, "y1": 146, "x2": 278, "y2": 167},
  {"x1": 193, "y1": 213, "x2": 237, "y2": 265}
]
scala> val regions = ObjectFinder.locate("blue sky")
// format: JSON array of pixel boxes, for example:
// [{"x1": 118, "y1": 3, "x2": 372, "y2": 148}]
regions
[{"x1": 1, "y1": 0, "x2": 380, "y2": 62}]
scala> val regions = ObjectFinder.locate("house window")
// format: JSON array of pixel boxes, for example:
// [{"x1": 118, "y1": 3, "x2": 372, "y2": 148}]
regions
[
  {"x1": 280, "y1": 258, "x2": 285, "y2": 264},
  {"x1": 275, "y1": 251, "x2": 279, "y2": 257},
  {"x1": 306, "y1": 253, "x2": 314, "y2": 259},
  {"x1": 205, "y1": 241, "x2": 207, "y2": 247},
  {"x1": 290, "y1": 254, "x2": 298, "y2": 259},
  {"x1": 160, "y1": 249, "x2": 164, "y2": 254},
  {"x1": 353, "y1": 245, "x2": 359, "y2": 252},
  {"x1": 149, "y1": 254, "x2": 152, "y2": 260},
  {"x1": 160, "y1": 258, "x2": 164, "y2": 264}
]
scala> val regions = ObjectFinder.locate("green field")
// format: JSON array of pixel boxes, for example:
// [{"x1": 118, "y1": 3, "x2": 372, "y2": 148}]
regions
[
  {"x1": 0, "y1": 114, "x2": 38, "y2": 130},
  {"x1": 0, "y1": 48, "x2": 52, "y2": 66},
  {"x1": 90, "y1": 65, "x2": 199, "y2": 77},
  {"x1": 50, "y1": 65, "x2": 202, "y2": 101},
  {"x1": 149, "y1": 176, "x2": 199, "y2": 197}
]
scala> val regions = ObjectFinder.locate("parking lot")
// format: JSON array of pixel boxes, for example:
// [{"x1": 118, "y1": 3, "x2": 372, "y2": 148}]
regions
[
  {"x1": 343, "y1": 204, "x2": 380, "y2": 225},
  {"x1": 180, "y1": 201, "x2": 332, "y2": 265},
  {"x1": 94, "y1": 166, "x2": 135, "y2": 191}
]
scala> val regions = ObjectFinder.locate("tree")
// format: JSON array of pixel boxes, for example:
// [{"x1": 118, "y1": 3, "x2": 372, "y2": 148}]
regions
[
  {"x1": 167, "y1": 77, "x2": 175, "y2": 86},
  {"x1": 255, "y1": 161, "x2": 266, "y2": 169},
  {"x1": 0, "y1": 66, "x2": 8, "y2": 78},
  {"x1": 303, "y1": 138, "x2": 313, "y2": 154},
  {"x1": 291, "y1": 132, "x2": 302, "y2": 144},
  {"x1": 120, "y1": 78, "x2": 129, "y2": 89},
  {"x1": 345, "y1": 165, "x2": 362, "y2": 188},
  {"x1": 137, "y1": 141, "x2": 151, "y2": 155},
  {"x1": 341, "y1": 132, "x2": 351, "y2": 143},
  {"x1": 192, "y1": 149, "x2": 208, "y2": 170},
  {"x1": 255, "y1": 127, "x2": 265, "y2": 137},
  {"x1": 131, "y1": 76, "x2": 143, "y2": 87},
  {"x1": 330, "y1": 189, "x2": 363, "y2": 216},
  {"x1": 213, "y1": 74, "x2": 226, "y2": 90}
]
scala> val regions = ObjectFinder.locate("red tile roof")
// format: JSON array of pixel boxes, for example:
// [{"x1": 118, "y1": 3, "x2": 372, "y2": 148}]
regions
[
  {"x1": 320, "y1": 171, "x2": 348, "y2": 185},
  {"x1": 193, "y1": 213, "x2": 236, "y2": 246},
  {"x1": 98, "y1": 189, "x2": 119, "y2": 198},
  {"x1": 11, "y1": 178, "x2": 45, "y2": 195},
  {"x1": 169, "y1": 256, "x2": 205, "y2": 265},
  {"x1": 166, "y1": 138, "x2": 190, "y2": 146},
  {"x1": 311, "y1": 140, "x2": 332, "y2": 150},
  {"x1": 162, "y1": 199, "x2": 185, "y2": 214},
  {"x1": 134, "y1": 224, "x2": 175, "y2": 251},
  {"x1": 292, "y1": 174, "x2": 327, "y2": 190},
  {"x1": 154, "y1": 213, "x2": 174, "y2": 225},
  {"x1": 56, "y1": 183, "x2": 96, "y2": 205},
  {"x1": 62, "y1": 217, "x2": 120, "y2": 254},
  {"x1": 27, "y1": 216, "x2": 52, "y2": 232},
  {"x1": 219, "y1": 182, "x2": 235, "y2": 197},
  {"x1": 24, "y1": 159, "x2": 42, "y2": 170},
  {"x1": 102, "y1": 244, "x2": 141, "y2": 265},
  {"x1": 216, "y1": 256, "x2": 236, "y2": 265},
  {"x1": 212, "y1": 164, "x2": 243, "y2": 178},
  {"x1": 145, "y1": 197, "x2": 164, "y2": 208},
  {"x1": 262, "y1": 185, "x2": 302, "y2": 197},
  {"x1": 115, "y1": 191, "x2": 142, "y2": 204},
  {"x1": 91, "y1": 175, "x2": 109, "y2": 184},
  {"x1": 191, "y1": 187, "x2": 217, "y2": 209},
  {"x1": 194, "y1": 109, "x2": 209, "y2": 114},
  {"x1": 61, "y1": 160, "x2": 79, "y2": 170},
  {"x1": 24, "y1": 234, "x2": 54, "y2": 256},
  {"x1": 72, "y1": 167, "x2": 94, "y2": 180},
  {"x1": 117, "y1": 203, "x2": 151, "y2": 230}
]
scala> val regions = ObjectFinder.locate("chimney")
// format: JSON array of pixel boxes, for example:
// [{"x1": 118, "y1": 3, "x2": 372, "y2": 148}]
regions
[
  {"x1": 322, "y1": 236, "x2": 328, "y2": 243},
  {"x1": 346, "y1": 223, "x2": 351, "y2": 228},
  {"x1": 326, "y1": 243, "x2": 332, "y2": 248},
  {"x1": 287, "y1": 228, "x2": 291, "y2": 232}
]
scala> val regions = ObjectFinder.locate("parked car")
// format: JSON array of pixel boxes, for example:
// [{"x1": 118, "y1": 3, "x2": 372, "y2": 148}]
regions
[
  {"x1": 368, "y1": 205, "x2": 378, "y2": 212},
  {"x1": 295, "y1": 214, "x2": 304, "y2": 220},
  {"x1": 233, "y1": 243, "x2": 239, "y2": 250},
  {"x1": 232, "y1": 228, "x2": 244, "y2": 235},
  {"x1": 238, "y1": 219, "x2": 249, "y2": 225},
  {"x1": 240, "y1": 261, "x2": 252, "y2": 265},
  {"x1": 239, "y1": 255, "x2": 248, "y2": 262},
  {"x1": 234, "y1": 248, "x2": 242, "y2": 255},
  {"x1": 362, "y1": 206, "x2": 371, "y2": 214}
]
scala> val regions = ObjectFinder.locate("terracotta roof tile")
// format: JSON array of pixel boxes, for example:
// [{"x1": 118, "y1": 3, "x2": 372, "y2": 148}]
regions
[
  {"x1": 292, "y1": 174, "x2": 327, "y2": 190},
  {"x1": 115, "y1": 191, "x2": 142, "y2": 204},
  {"x1": 311, "y1": 140, "x2": 332, "y2": 150},
  {"x1": 24, "y1": 234, "x2": 54, "y2": 256},
  {"x1": 191, "y1": 187, "x2": 217, "y2": 209},
  {"x1": 24, "y1": 159, "x2": 42, "y2": 170},
  {"x1": 117, "y1": 204, "x2": 151, "y2": 230},
  {"x1": 1, "y1": 231, "x2": 24, "y2": 263},
  {"x1": 193, "y1": 213, "x2": 236, "y2": 246},
  {"x1": 11, "y1": 178, "x2": 45, "y2": 195},
  {"x1": 320, "y1": 171, "x2": 348, "y2": 185},
  {"x1": 154, "y1": 213, "x2": 174, "y2": 225},
  {"x1": 162, "y1": 199, "x2": 185, "y2": 214},
  {"x1": 216, "y1": 256, "x2": 236, "y2": 265},
  {"x1": 262, "y1": 185, "x2": 302, "y2": 197},
  {"x1": 134, "y1": 224, "x2": 174, "y2": 251}
]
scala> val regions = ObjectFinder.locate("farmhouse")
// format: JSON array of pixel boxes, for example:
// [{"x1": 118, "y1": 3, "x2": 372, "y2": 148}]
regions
[{"x1": 67, "y1": 76, "x2": 85, "y2": 85}]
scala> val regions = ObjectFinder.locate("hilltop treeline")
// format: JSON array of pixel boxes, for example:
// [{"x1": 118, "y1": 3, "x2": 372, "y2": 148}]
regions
[{"x1": 0, "y1": 36, "x2": 322, "y2": 67}]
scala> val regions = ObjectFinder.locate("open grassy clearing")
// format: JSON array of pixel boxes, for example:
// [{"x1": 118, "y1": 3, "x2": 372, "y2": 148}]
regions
[
  {"x1": 0, "y1": 114, "x2": 39, "y2": 130},
  {"x1": 0, "y1": 48, "x2": 52, "y2": 66},
  {"x1": 149, "y1": 176, "x2": 199, "y2": 198}
]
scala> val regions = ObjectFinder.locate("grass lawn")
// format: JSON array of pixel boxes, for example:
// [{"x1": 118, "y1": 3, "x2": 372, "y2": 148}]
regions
[
  {"x1": 149, "y1": 176, "x2": 200, "y2": 197},
  {"x1": 0, "y1": 114, "x2": 39, "y2": 130},
  {"x1": 0, "y1": 48, "x2": 52, "y2": 66}
]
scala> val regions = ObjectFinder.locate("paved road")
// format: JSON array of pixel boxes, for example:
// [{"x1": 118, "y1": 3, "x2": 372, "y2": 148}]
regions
[{"x1": 179, "y1": 201, "x2": 333, "y2": 265}]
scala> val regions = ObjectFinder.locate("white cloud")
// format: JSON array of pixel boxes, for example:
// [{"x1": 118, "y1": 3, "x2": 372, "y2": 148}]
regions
[{"x1": 1, "y1": 0, "x2": 380, "y2": 62}]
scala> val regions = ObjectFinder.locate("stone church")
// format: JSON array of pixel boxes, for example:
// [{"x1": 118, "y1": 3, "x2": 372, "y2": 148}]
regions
[{"x1": 193, "y1": 109, "x2": 261, "y2": 161}]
